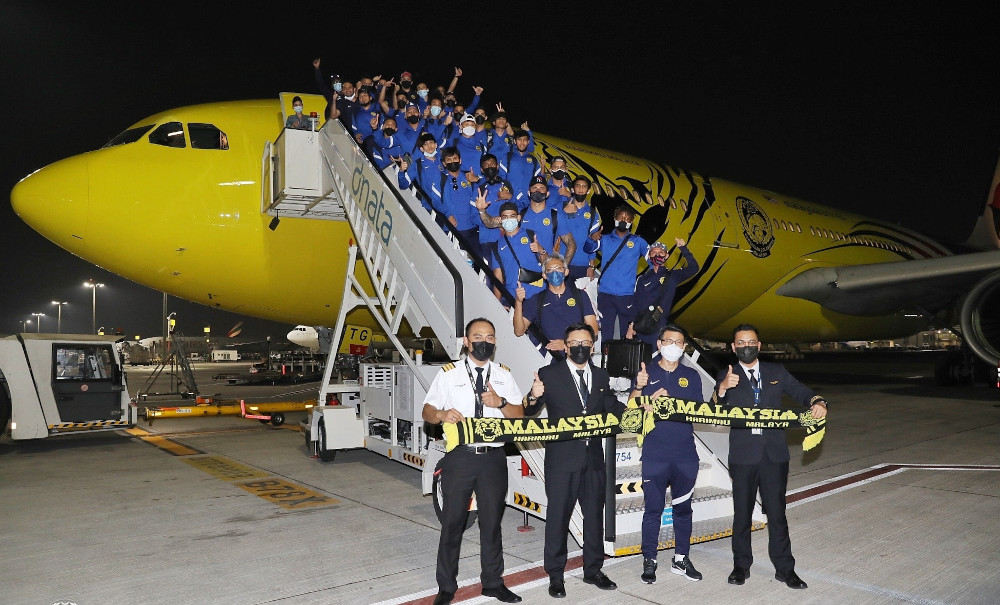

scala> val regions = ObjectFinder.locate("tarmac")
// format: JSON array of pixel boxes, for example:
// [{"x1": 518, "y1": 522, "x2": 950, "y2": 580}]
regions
[{"x1": 2, "y1": 352, "x2": 999, "y2": 605}]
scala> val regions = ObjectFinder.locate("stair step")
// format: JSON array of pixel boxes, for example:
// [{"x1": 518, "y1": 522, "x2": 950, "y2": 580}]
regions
[
  {"x1": 615, "y1": 485, "x2": 731, "y2": 513},
  {"x1": 611, "y1": 516, "x2": 767, "y2": 556}
]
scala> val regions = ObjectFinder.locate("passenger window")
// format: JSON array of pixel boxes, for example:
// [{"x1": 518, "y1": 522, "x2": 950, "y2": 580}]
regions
[
  {"x1": 189, "y1": 123, "x2": 230, "y2": 150},
  {"x1": 148, "y1": 122, "x2": 186, "y2": 148},
  {"x1": 103, "y1": 125, "x2": 155, "y2": 148},
  {"x1": 795, "y1": 224, "x2": 802, "y2": 233}
]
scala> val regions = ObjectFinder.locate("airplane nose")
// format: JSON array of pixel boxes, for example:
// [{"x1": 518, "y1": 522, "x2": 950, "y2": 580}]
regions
[{"x1": 11, "y1": 155, "x2": 90, "y2": 250}]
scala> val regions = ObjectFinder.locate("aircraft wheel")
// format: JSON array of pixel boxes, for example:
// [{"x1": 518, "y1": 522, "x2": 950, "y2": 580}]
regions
[
  {"x1": 270, "y1": 412, "x2": 285, "y2": 426},
  {"x1": 317, "y1": 420, "x2": 336, "y2": 462},
  {"x1": 431, "y1": 459, "x2": 478, "y2": 530}
]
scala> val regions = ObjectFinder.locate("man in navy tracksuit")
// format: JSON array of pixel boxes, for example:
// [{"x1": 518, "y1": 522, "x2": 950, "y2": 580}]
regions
[
  {"x1": 629, "y1": 324, "x2": 704, "y2": 584},
  {"x1": 594, "y1": 205, "x2": 649, "y2": 342},
  {"x1": 501, "y1": 129, "x2": 540, "y2": 210},
  {"x1": 628, "y1": 239, "x2": 700, "y2": 346}
]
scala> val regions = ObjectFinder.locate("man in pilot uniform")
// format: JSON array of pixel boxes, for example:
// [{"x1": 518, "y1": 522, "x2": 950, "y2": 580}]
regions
[
  {"x1": 524, "y1": 322, "x2": 625, "y2": 598},
  {"x1": 422, "y1": 318, "x2": 525, "y2": 605},
  {"x1": 715, "y1": 323, "x2": 828, "y2": 590}
]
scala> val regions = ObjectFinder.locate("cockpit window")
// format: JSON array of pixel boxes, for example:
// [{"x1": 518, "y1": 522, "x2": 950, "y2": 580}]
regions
[
  {"x1": 189, "y1": 123, "x2": 229, "y2": 150},
  {"x1": 148, "y1": 122, "x2": 186, "y2": 148},
  {"x1": 103, "y1": 125, "x2": 155, "y2": 148}
]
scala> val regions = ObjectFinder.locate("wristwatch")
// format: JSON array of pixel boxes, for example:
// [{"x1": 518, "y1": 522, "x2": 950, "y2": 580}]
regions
[
  {"x1": 498, "y1": 398, "x2": 508, "y2": 409},
  {"x1": 526, "y1": 394, "x2": 538, "y2": 403}
]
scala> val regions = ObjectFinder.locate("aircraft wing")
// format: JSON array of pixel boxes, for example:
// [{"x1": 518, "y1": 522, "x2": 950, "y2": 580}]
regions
[{"x1": 776, "y1": 250, "x2": 1000, "y2": 315}]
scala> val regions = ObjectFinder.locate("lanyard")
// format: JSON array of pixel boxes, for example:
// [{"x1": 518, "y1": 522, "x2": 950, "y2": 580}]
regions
[{"x1": 464, "y1": 359, "x2": 491, "y2": 411}]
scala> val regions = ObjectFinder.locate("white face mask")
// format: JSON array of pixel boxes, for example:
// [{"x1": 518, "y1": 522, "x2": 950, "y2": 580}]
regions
[
  {"x1": 293, "y1": 105, "x2": 303, "y2": 113},
  {"x1": 462, "y1": 125, "x2": 476, "y2": 137},
  {"x1": 660, "y1": 343, "x2": 684, "y2": 362}
]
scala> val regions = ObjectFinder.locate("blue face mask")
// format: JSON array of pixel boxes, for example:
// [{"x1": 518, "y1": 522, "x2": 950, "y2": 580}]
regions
[
  {"x1": 417, "y1": 89, "x2": 428, "y2": 99},
  {"x1": 501, "y1": 218, "x2": 519, "y2": 233},
  {"x1": 547, "y1": 271, "x2": 565, "y2": 287},
  {"x1": 429, "y1": 105, "x2": 442, "y2": 117},
  {"x1": 333, "y1": 82, "x2": 343, "y2": 92}
]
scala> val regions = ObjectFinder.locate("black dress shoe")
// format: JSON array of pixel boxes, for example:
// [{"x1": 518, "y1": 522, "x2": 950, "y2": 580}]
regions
[
  {"x1": 775, "y1": 569, "x2": 808, "y2": 589},
  {"x1": 582, "y1": 571, "x2": 617, "y2": 590},
  {"x1": 432, "y1": 591, "x2": 454, "y2": 605},
  {"x1": 481, "y1": 584, "x2": 522, "y2": 603},
  {"x1": 727, "y1": 567, "x2": 749, "y2": 585},
  {"x1": 548, "y1": 581, "x2": 566, "y2": 598}
]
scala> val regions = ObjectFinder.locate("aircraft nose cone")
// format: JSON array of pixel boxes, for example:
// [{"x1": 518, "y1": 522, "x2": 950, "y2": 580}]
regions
[{"x1": 11, "y1": 155, "x2": 90, "y2": 250}]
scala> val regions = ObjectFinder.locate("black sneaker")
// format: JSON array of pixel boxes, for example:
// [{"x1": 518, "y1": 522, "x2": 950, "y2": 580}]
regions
[
  {"x1": 670, "y1": 556, "x2": 703, "y2": 581},
  {"x1": 641, "y1": 558, "x2": 657, "y2": 584}
]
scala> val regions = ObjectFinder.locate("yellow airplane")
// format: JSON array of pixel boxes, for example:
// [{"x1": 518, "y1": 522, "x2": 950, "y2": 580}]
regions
[{"x1": 11, "y1": 93, "x2": 1000, "y2": 374}]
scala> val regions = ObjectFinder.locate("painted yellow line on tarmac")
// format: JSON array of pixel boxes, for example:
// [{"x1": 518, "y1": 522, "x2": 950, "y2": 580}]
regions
[
  {"x1": 182, "y1": 455, "x2": 271, "y2": 481},
  {"x1": 233, "y1": 478, "x2": 337, "y2": 510},
  {"x1": 125, "y1": 427, "x2": 203, "y2": 456}
]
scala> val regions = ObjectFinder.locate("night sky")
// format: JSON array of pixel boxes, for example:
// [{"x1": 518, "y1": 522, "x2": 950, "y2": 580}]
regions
[{"x1": 1, "y1": 3, "x2": 997, "y2": 339}]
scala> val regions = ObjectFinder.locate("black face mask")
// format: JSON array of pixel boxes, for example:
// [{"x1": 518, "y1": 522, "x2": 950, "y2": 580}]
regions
[
  {"x1": 573, "y1": 193, "x2": 587, "y2": 203},
  {"x1": 475, "y1": 115, "x2": 486, "y2": 125},
  {"x1": 529, "y1": 191, "x2": 547, "y2": 203},
  {"x1": 397, "y1": 100, "x2": 406, "y2": 109},
  {"x1": 568, "y1": 345, "x2": 591, "y2": 366},
  {"x1": 444, "y1": 161, "x2": 461, "y2": 172},
  {"x1": 406, "y1": 115, "x2": 420, "y2": 125},
  {"x1": 735, "y1": 345, "x2": 759, "y2": 364},
  {"x1": 482, "y1": 166, "x2": 499, "y2": 180},
  {"x1": 382, "y1": 127, "x2": 396, "y2": 137},
  {"x1": 446, "y1": 98, "x2": 456, "y2": 107},
  {"x1": 616, "y1": 220, "x2": 631, "y2": 232},
  {"x1": 552, "y1": 170, "x2": 566, "y2": 181},
  {"x1": 400, "y1": 80, "x2": 412, "y2": 90},
  {"x1": 469, "y1": 341, "x2": 495, "y2": 362}
]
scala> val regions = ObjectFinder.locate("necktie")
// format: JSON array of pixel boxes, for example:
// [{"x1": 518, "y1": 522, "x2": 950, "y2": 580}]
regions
[
  {"x1": 576, "y1": 369, "x2": 589, "y2": 413},
  {"x1": 749, "y1": 368, "x2": 762, "y2": 435},
  {"x1": 475, "y1": 367, "x2": 485, "y2": 417}
]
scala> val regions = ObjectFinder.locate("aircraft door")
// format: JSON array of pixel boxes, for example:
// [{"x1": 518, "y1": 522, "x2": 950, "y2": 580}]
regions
[{"x1": 50, "y1": 344, "x2": 125, "y2": 422}]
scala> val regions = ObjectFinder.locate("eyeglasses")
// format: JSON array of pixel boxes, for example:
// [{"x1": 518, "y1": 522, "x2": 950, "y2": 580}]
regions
[
  {"x1": 566, "y1": 340, "x2": 593, "y2": 348},
  {"x1": 735, "y1": 339, "x2": 759, "y2": 346},
  {"x1": 659, "y1": 338, "x2": 685, "y2": 346}
]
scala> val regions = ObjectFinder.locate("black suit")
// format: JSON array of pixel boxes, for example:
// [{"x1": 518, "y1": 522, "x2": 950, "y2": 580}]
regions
[
  {"x1": 716, "y1": 360, "x2": 819, "y2": 574},
  {"x1": 527, "y1": 360, "x2": 625, "y2": 580}
]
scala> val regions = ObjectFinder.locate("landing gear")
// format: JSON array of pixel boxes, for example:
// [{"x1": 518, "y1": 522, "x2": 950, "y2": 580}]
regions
[
  {"x1": 431, "y1": 459, "x2": 478, "y2": 530},
  {"x1": 934, "y1": 350, "x2": 990, "y2": 386}
]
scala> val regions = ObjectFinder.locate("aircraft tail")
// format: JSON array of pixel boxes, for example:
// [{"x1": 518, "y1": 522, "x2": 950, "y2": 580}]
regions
[{"x1": 961, "y1": 150, "x2": 1000, "y2": 250}]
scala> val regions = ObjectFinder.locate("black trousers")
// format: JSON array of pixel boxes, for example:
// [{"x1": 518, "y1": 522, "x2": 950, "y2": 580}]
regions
[
  {"x1": 437, "y1": 447, "x2": 508, "y2": 592},
  {"x1": 544, "y1": 454, "x2": 607, "y2": 580},
  {"x1": 729, "y1": 459, "x2": 795, "y2": 573}
]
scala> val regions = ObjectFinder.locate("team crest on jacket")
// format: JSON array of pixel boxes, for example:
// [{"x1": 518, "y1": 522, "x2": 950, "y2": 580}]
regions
[
  {"x1": 626, "y1": 241, "x2": 635, "y2": 248},
  {"x1": 736, "y1": 196, "x2": 775, "y2": 258},
  {"x1": 567, "y1": 297, "x2": 577, "y2": 306},
  {"x1": 584, "y1": 212, "x2": 591, "y2": 219},
  {"x1": 543, "y1": 218, "x2": 551, "y2": 226},
  {"x1": 678, "y1": 377, "x2": 689, "y2": 388},
  {"x1": 520, "y1": 236, "x2": 529, "y2": 244}
]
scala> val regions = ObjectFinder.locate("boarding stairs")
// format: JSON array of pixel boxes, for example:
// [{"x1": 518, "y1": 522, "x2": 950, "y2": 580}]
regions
[{"x1": 262, "y1": 94, "x2": 757, "y2": 556}]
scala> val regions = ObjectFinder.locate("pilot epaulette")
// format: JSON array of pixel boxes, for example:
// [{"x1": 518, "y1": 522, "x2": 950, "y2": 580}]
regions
[
  {"x1": 442, "y1": 363, "x2": 457, "y2": 372},
  {"x1": 499, "y1": 363, "x2": 511, "y2": 372}
]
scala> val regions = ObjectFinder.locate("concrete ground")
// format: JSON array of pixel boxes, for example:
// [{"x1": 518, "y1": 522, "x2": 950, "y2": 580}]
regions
[{"x1": 1, "y1": 353, "x2": 998, "y2": 605}]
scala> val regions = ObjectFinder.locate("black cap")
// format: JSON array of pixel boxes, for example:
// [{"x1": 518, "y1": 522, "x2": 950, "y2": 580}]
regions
[
  {"x1": 499, "y1": 201, "x2": 519, "y2": 215},
  {"x1": 418, "y1": 132, "x2": 436, "y2": 146},
  {"x1": 529, "y1": 175, "x2": 547, "y2": 188}
]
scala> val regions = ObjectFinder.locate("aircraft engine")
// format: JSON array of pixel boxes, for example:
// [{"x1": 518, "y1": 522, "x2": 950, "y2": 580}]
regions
[{"x1": 960, "y1": 269, "x2": 1000, "y2": 366}]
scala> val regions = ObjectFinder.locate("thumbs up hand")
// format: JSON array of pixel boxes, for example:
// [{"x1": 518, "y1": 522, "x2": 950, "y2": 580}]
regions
[
  {"x1": 718, "y1": 364, "x2": 740, "y2": 397},
  {"x1": 529, "y1": 234, "x2": 543, "y2": 253},
  {"x1": 531, "y1": 371, "x2": 544, "y2": 397},
  {"x1": 635, "y1": 361, "x2": 649, "y2": 389},
  {"x1": 481, "y1": 382, "x2": 502, "y2": 408},
  {"x1": 515, "y1": 281, "x2": 526, "y2": 302}
]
